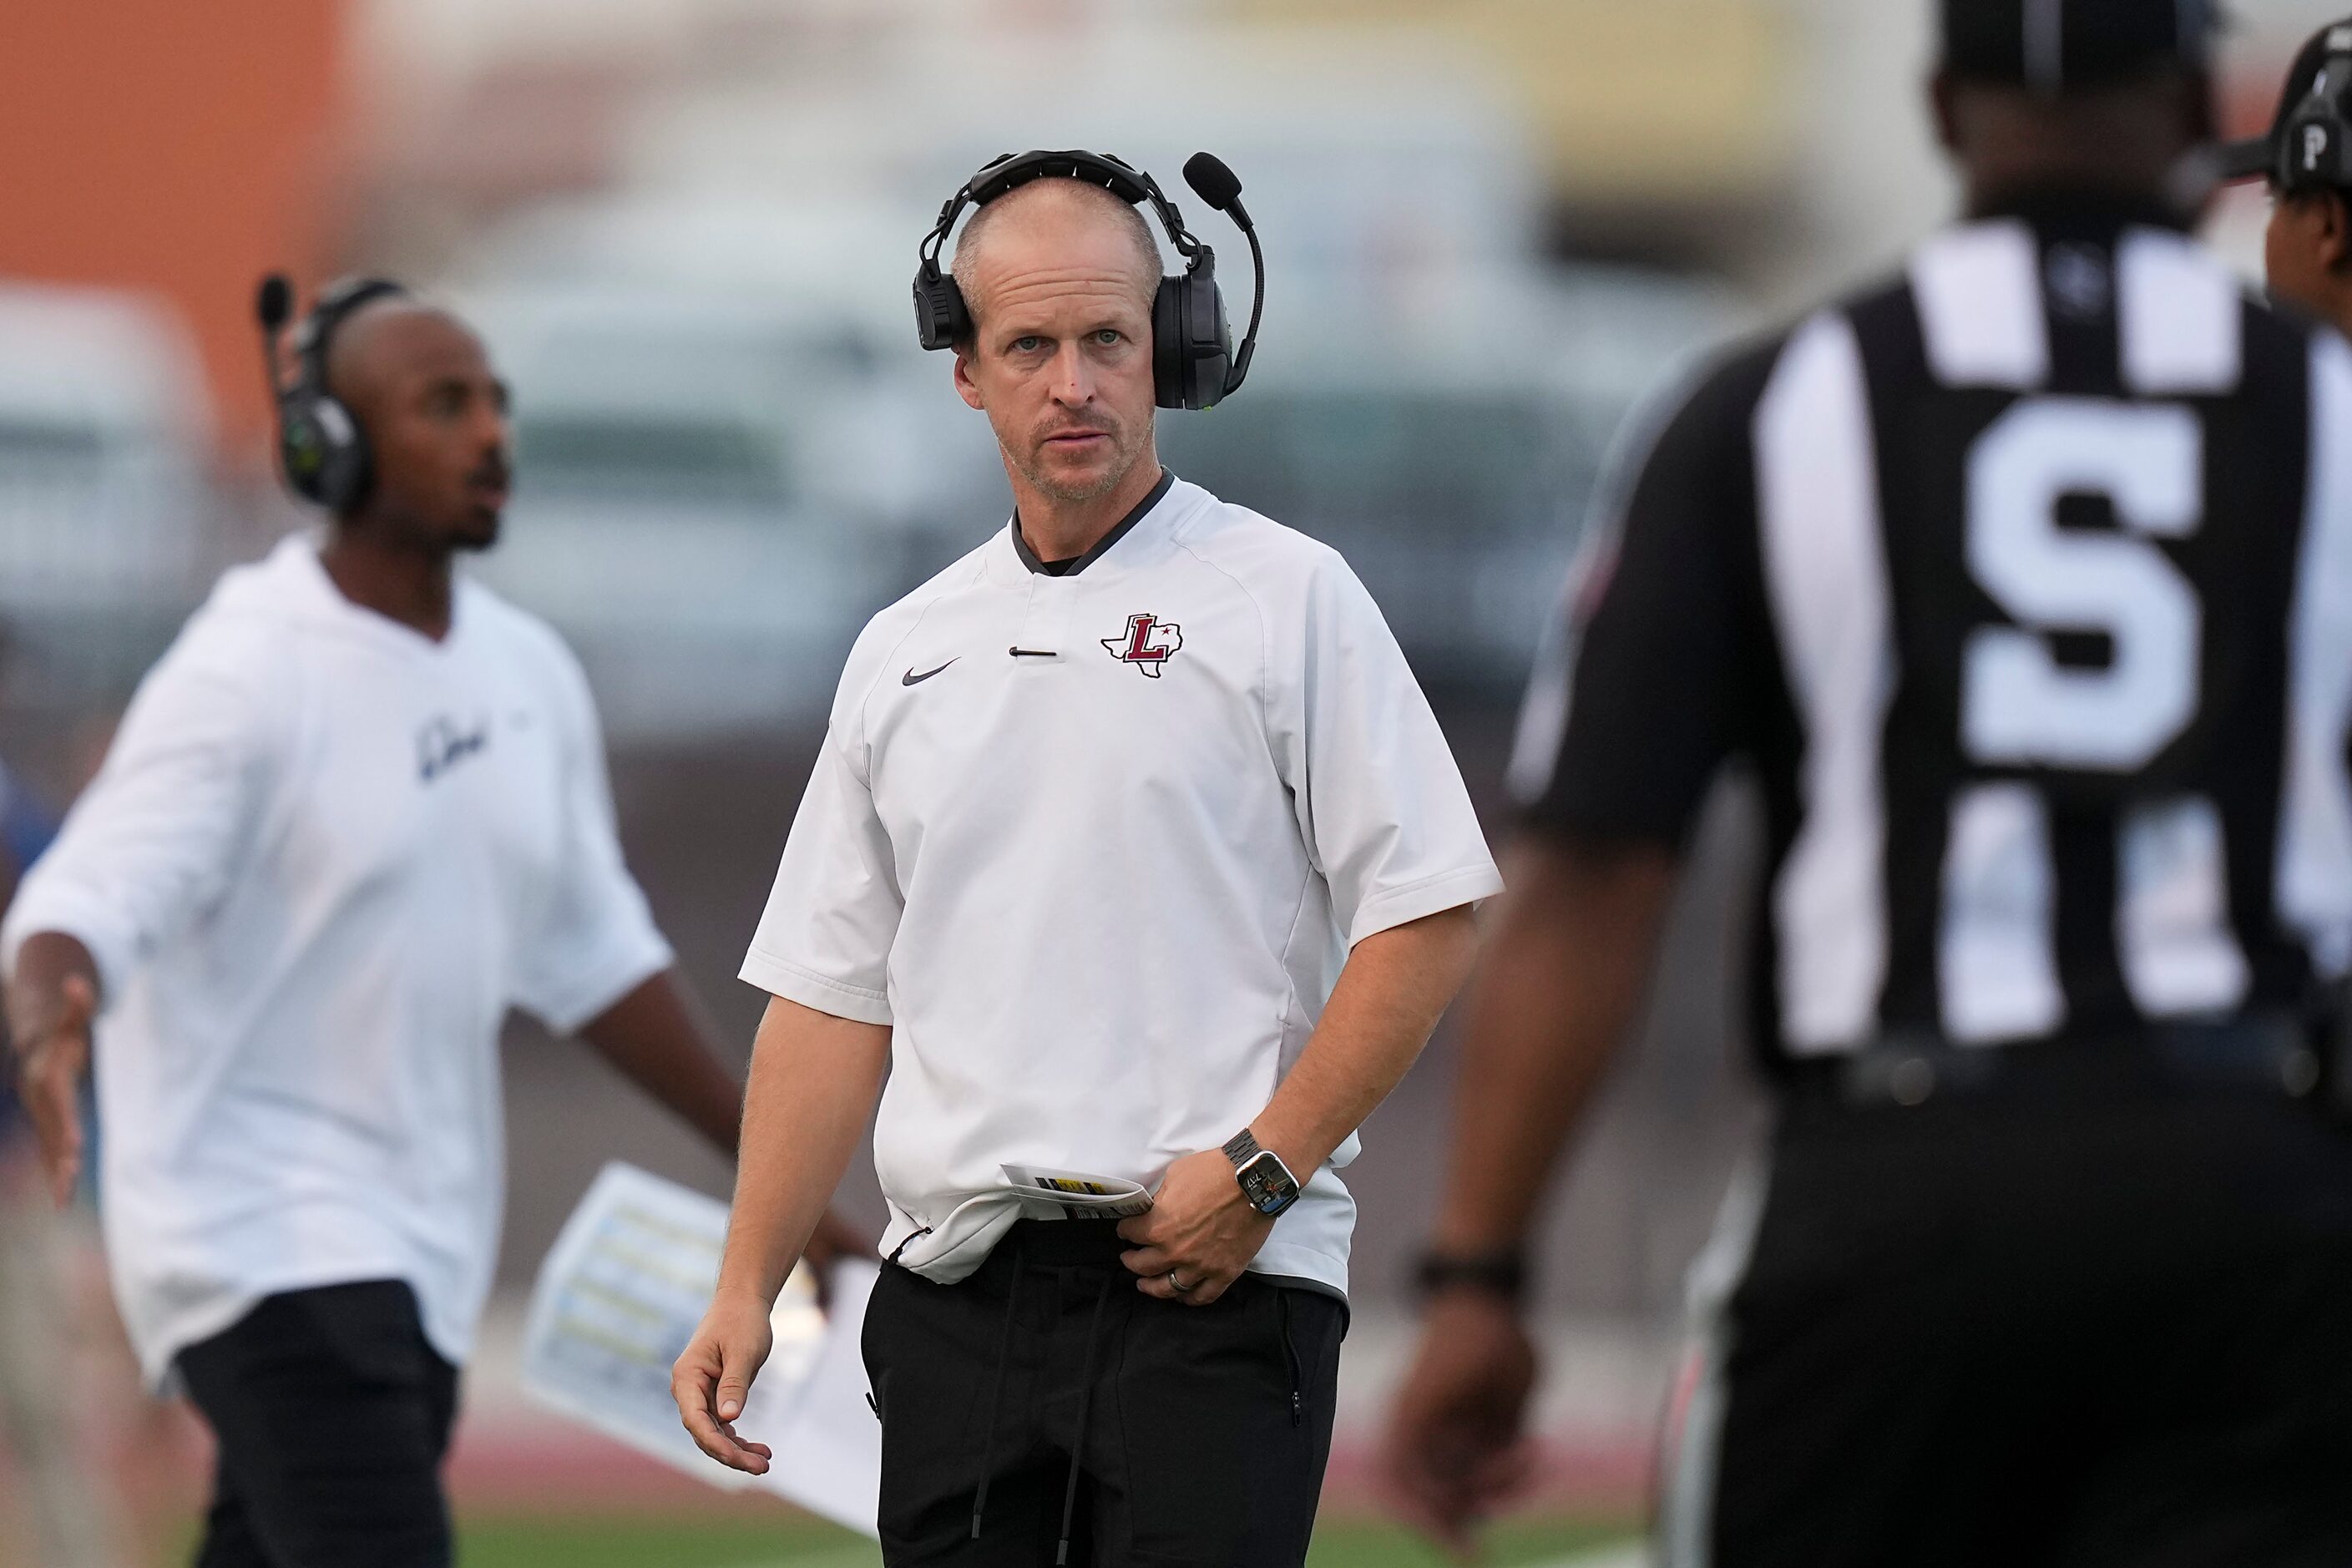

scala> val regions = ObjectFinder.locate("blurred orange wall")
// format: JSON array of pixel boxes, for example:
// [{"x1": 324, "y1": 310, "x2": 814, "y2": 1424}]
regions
[{"x1": 0, "y1": 0, "x2": 351, "y2": 454}]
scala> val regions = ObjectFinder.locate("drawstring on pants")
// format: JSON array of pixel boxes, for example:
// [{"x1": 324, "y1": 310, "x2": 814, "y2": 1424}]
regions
[
  {"x1": 1055, "y1": 1275, "x2": 1115, "y2": 1566},
  {"x1": 968, "y1": 1261, "x2": 1024, "y2": 1541},
  {"x1": 1279, "y1": 1289, "x2": 1304, "y2": 1428}
]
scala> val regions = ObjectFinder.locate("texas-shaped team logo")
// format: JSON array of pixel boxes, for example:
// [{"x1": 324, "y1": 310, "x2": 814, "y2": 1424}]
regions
[{"x1": 1102, "y1": 613, "x2": 1183, "y2": 678}]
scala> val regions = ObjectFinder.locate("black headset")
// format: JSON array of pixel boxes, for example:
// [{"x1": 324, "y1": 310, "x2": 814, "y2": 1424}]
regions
[
  {"x1": 2274, "y1": 28, "x2": 2352, "y2": 191},
  {"x1": 255, "y1": 271, "x2": 410, "y2": 512},
  {"x1": 912, "y1": 149, "x2": 1264, "y2": 412}
]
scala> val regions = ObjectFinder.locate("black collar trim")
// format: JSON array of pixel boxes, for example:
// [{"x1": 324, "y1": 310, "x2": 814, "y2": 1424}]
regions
[{"x1": 1012, "y1": 468, "x2": 1174, "y2": 578}]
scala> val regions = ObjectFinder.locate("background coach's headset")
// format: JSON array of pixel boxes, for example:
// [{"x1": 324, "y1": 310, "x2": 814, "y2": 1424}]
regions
[
  {"x1": 913, "y1": 149, "x2": 1264, "y2": 412},
  {"x1": 253, "y1": 271, "x2": 411, "y2": 512}
]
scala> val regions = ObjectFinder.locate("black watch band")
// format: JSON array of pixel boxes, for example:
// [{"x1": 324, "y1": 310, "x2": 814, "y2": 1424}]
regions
[{"x1": 1413, "y1": 1249, "x2": 1529, "y2": 1303}]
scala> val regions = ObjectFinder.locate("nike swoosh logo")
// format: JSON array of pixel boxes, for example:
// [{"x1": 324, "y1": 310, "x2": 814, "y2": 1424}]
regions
[{"x1": 903, "y1": 659, "x2": 959, "y2": 686}]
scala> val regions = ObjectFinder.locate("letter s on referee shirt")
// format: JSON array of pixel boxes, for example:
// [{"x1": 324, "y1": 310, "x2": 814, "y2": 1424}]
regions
[{"x1": 740, "y1": 476, "x2": 1503, "y2": 1298}]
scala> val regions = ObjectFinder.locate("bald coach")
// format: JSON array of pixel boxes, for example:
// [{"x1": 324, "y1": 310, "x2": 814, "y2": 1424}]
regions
[{"x1": 672, "y1": 150, "x2": 1501, "y2": 1565}]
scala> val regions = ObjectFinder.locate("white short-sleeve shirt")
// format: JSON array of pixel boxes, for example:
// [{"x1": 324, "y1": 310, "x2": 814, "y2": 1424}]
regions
[
  {"x1": 742, "y1": 475, "x2": 1501, "y2": 1297},
  {"x1": 3, "y1": 536, "x2": 672, "y2": 1386}
]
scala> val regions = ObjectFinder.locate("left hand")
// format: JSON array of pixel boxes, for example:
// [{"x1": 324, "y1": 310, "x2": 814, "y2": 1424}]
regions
[
  {"x1": 1118, "y1": 1147, "x2": 1274, "y2": 1306},
  {"x1": 1382, "y1": 1291, "x2": 1541, "y2": 1555}
]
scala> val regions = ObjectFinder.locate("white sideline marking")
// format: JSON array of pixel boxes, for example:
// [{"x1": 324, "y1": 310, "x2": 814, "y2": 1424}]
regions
[
  {"x1": 719, "y1": 1548, "x2": 880, "y2": 1568},
  {"x1": 1533, "y1": 1547, "x2": 1647, "y2": 1568}
]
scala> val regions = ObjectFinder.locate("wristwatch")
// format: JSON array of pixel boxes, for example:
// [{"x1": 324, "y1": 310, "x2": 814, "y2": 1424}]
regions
[{"x1": 1223, "y1": 1129, "x2": 1302, "y2": 1218}]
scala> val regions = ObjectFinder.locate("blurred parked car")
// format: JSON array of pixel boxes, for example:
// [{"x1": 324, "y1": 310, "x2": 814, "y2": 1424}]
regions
[
  {"x1": 457, "y1": 285, "x2": 910, "y2": 744},
  {"x1": 0, "y1": 281, "x2": 220, "y2": 712},
  {"x1": 1154, "y1": 260, "x2": 1732, "y2": 691}
]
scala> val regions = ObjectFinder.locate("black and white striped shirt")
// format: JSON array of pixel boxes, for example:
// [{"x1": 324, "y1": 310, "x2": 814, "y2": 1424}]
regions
[{"x1": 1515, "y1": 193, "x2": 2352, "y2": 1066}]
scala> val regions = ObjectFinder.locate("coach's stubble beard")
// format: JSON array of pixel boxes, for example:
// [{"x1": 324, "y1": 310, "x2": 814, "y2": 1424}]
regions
[{"x1": 1009, "y1": 407, "x2": 1153, "y2": 506}]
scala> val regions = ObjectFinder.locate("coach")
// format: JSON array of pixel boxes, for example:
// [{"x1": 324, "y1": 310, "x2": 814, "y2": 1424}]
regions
[
  {"x1": 1, "y1": 281, "x2": 857, "y2": 1568},
  {"x1": 674, "y1": 153, "x2": 1499, "y2": 1565}
]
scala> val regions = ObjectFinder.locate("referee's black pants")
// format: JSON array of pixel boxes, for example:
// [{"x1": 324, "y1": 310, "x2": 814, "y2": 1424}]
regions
[
  {"x1": 862, "y1": 1218, "x2": 1346, "y2": 1566},
  {"x1": 177, "y1": 1280, "x2": 458, "y2": 1568},
  {"x1": 1668, "y1": 1076, "x2": 2352, "y2": 1568}
]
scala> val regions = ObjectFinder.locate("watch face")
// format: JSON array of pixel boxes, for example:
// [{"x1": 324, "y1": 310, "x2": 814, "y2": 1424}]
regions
[{"x1": 1237, "y1": 1151, "x2": 1300, "y2": 1216}]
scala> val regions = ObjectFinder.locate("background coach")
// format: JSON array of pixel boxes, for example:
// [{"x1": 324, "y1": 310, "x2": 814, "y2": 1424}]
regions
[
  {"x1": 2, "y1": 279, "x2": 856, "y2": 1568},
  {"x1": 674, "y1": 150, "x2": 1501, "y2": 1565}
]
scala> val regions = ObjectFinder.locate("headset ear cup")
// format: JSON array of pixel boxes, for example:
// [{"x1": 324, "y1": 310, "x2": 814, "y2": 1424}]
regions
[
  {"x1": 279, "y1": 405, "x2": 330, "y2": 505},
  {"x1": 943, "y1": 280, "x2": 973, "y2": 350},
  {"x1": 1156, "y1": 267, "x2": 1232, "y2": 412},
  {"x1": 313, "y1": 397, "x2": 372, "y2": 513},
  {"x1": 1153, "y1": 276, "x2": 1186, "y2": 409},
  {"x1": 1191, "y1": 273, "x2": 1232, "y2": 411},
  {"x1": 273, "y1": 277, "x2": 403, "y2": 511},
  {"x1": 913, "y1": 265, "x2": 975, "y2": 352}
]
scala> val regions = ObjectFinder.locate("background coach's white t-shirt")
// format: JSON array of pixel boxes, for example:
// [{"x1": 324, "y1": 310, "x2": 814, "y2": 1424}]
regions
[
  {"x1": 742, "y1": 476, "x2": 1502, "y2": 1297},
  {"x1": 2, "y1": 536, "x2": 672, "y2": 1387}
]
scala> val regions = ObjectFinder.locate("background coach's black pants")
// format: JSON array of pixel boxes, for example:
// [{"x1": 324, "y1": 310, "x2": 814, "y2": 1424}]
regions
[
  {"x1": 863, "y1": 1219, "x2": 1345, "y2": 1566},
  {"x1": 1672, "y1": 1088, "x2": 2352, "y2": 1568},
  {"x1": 177, "y1": 1280, "x2": 458, "y2": 1568}
]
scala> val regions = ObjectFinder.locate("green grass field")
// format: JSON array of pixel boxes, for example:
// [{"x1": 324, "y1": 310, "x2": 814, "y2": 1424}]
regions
[{"x1": 167, "y1": 1513, "x2": 1636, "y2": 1567}]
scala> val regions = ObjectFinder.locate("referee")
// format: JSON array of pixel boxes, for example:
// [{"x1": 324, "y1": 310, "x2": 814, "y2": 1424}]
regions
[
  {"x1": 1387, "y1": 3, "x2": 2352, "y2": 1563},
  {"x1": 673, "y1": 158, "x2": 1500, "y2": 1564},
  {"x1": 0, "y1": 281, "x2": 837, "y2": 1567}
]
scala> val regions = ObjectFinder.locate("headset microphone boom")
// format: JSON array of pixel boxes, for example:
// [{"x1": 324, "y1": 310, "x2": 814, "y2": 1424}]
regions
[{"x1": 1180, "y1": 152, "x2": 1264, "y2": 399}]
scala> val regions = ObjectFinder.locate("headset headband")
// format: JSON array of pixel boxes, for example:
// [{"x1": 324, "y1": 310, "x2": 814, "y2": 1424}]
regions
[
  {"x1": 292, "y1": 277, "x2": 408, "y2": 396},
  {"x1": 916, "y1": 149, "x2": 1204, "y2": 286}
]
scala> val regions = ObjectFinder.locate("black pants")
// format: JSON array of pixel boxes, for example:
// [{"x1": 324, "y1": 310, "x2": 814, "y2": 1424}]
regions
[
  {"x1": 1677, "y1": 1087, "x2": 2352, "y2": 1567},
  {"x1": 862, "y1": 1219, "x2": 1345, "y2": 1566},
  {"x1": 177, "y1": 1280, "x2": 459, "y2": 1568}
]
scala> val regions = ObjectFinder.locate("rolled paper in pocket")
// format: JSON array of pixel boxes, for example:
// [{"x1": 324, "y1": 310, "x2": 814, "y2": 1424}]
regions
[{"x1": 998, "y1": 1165, "x2": 1154, "y2": 1220}]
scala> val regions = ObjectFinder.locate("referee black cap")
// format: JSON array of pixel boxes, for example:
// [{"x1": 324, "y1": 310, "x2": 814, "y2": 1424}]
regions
[
  {"x1": 1941, "y1": 0, "x2": 2222, "y2": 94},
  {"x1": 2218, "y1": 18, "x2": 2352, "y2": 187}
]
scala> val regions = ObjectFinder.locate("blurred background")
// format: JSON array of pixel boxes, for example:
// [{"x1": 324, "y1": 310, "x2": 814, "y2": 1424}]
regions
[{"x1": 0, "y1": 1, "x2": 2339, "y2": 1562}]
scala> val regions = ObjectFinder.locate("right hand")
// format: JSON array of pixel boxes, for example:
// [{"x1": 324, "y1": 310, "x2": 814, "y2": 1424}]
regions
[
  {"x1": 1381, "y1": 1291, "x2": 1542, "y2": 1557},
  {"x1": 671, "y1": 1287, "x2": 776, "y2": 1474},
  {"x1": 8, "y1": 973, "x2": 95, "y2": 1208}
]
